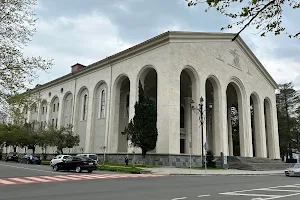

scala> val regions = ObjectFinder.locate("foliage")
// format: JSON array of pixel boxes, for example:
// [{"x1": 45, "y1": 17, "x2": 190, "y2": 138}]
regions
[
  {"x1": 47, "y1": 125, "x2": 80, "y2": 154},
  {"x1": 231, "y1": 106, "x2": 240, "y2": 156},
  {"x1": 185, "y1": 0, "x2": 300, "y2": 40},
  {"x1": 206, "y1": 150, "x2": 216, "y2": 168},
  {"x1": 0, "y1": 0, "x2": 52, "y2": 117},
  {"x1": 123, "y1": 81, "x2": 158, "y2": 158},
  {"x1": 276, "y1": 82, "x2": 300, "y2": 159},
  {"x1": 97, "y1": 165, "x2": 142, "y2": 174}
]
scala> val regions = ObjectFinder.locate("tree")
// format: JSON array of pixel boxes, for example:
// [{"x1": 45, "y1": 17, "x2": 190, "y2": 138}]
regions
[
  {"x1": 0, "y1": 0, "x2": 52, "y2": 116},
  {"x1": 206, "y1": 150, "x2": 216, "y2": 168},
  {"x1": 47, "y1": 125, "x2": 80, "y2": 154},
  {"x1": 185, "y1": 0, "x2": 300, "y2": 40},
  {"x1": 276, "y1": 82, "x2": 300, "y2": 160},
  {"x1": 123, "y1": 81, "x2": 158, "y2": 159}
]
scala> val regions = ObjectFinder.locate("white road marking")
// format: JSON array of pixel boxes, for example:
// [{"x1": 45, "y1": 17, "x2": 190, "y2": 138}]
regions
[
  {"x1": 8, "y1": 178, "x2": 34, "y2": 183},
  {"x1": 258, "y1": 188, "x2": 300, "y2": 192},
  {"x1": 0, "y1": 179, "x2": 16, "y2": 184},
  {"x1": 41, "y1": 176, "x2": 67, "y2": 181},
  {"x1": 25, "y1": 177, "x2": 51, "y2": 182},
  {"x1": 221, "y1": 192, "x2": 278, "y2": 197},
  {"x1": 55, "y1": 175, "x2": 81, "y2": 180},
  {"x1": 171, "y1": 197, "x2": 187, "y2": 200},
  {"x1": 197, "y1": 194, "x2": 210, "y2": 198},
  {"x1": 0, "y1": 163, "x2": 59, "y2": 174},
  {"x1": 262, "y1": 192, "x2": 300, "y2": 200}
]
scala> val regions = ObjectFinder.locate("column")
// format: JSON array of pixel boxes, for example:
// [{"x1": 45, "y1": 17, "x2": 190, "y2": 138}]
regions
[
  {"x1": 238, "y1": 94, "x2": 251, "y2": 157},
  {"x1": 219, "y1": 86, "x2": 229, "y2": 156},
  {"x1": 227, "y1": 108, "x2": 233, "y2": 156},
  {"x1": 45, "y1": 103, "x2": 51, "y2": 126},
  {"x1": 199, "y1": 77, "x2": 206, "y2": 156},
  {"x1": 84, "y1": 91, "x2": 94, "y2": 153},
  {"x1": 184, "y1": 97, "x2": 192, "y2": 154},
  {"x1": 254, "y1": 100, "x2": 267, "y2": 157},
  {"x1": 271, "y1": 99, "x2": 280, "y2": 159},
  {"x1": 245, "y1": 97, "x2": 253, "y2": 157},
  {"x1": 156, "y1": 66, "x2": 180, "y2": 154},
  {"x1": 57, "y1": 98, "x2": 63, "y2": 128}
]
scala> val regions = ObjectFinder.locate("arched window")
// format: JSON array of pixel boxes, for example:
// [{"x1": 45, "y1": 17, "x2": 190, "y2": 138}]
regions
[
  {"x1": 99, "y1": 89, "x2": 106, "y2": 118},
  {"x1": 82, "y1": 94, "x2": 88, "y2": 120}
]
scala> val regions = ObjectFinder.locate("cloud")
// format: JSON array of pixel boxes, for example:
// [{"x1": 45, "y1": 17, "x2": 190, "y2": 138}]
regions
[
  {"x1": 24, "y1": 12, "x2": 131, "y2": 86},
  {"x1": 112, "y1": 3, "x2": 132, "y2": 14}
]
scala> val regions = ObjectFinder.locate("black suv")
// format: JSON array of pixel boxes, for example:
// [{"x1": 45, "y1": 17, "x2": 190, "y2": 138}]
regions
[{"x1": 6, "y1": 152, "x2": 19, "y2": 162}]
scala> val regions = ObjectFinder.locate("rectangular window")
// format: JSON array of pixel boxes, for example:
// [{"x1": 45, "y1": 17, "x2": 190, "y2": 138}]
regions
[
  {"x1": 52, "y1": 119, "x2": 54, "y2": 126},
  {"x1": 57, "y1": 103, "x2": 59, "y2": 112},
  {"x1": 53, "y1": 104, "x2": 56, "y2": 112},
  {"x1": 41, "y1": 121, "x2": 43, "y2": 128},
  {"x1": 35, "y1": 107, "x2": 37, "y2": 113},
  {"x1": 42, "y1": 107, "x2": 45, "y2": 114},
  {"x1": 100, "y1": 90, "x2": 106, "y2": 118},
  {"x1": 55, "y1": 118, "x2": 58, "y2": 128}
]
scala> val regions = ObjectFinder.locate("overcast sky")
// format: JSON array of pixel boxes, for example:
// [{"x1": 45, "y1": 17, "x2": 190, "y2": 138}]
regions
[{"x1": 25, "y1": 0, "x2": 300, "y2": 89}]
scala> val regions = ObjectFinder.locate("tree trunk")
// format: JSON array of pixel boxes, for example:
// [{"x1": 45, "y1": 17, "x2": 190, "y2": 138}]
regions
[
  {"x1": 32, "y1": 146, "x2": 35, "y2": 155},
  {"x1": 142, "y1": 149, "x2": 146, "y2": 165}
]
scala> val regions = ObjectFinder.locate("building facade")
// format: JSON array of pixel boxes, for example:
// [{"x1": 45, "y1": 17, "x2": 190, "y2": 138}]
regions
[{"x1": 19, "y1": 31, "x2": 280, "y2": 159}]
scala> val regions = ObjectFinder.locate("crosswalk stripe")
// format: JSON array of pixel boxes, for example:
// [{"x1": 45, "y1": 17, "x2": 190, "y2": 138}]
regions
[
  {"x1": 0, "y1": 179, "x2": 16, "y2": 184},
  {"x1": 41, "y1": 176, "x2": 68, "y2": 181},
  {"x1": 8, "y1": 178, "x2": 34, "y2": 183},
  {"x1": 55, "y1": 175, "x2": 82, "y2": 180},
  {"x1": 25, "y1": 177, "x2": 51, "y2": 182}
]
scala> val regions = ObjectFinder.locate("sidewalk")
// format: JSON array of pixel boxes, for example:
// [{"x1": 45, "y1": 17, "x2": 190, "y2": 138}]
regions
[{"x1": 145, "y1": 167, "x2": 284, "y2": 176}]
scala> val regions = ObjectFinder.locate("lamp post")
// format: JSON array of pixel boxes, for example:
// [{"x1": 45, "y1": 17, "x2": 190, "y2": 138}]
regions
[{"x1": 191, "y1": 96, "x2": 205, "y2": 167}]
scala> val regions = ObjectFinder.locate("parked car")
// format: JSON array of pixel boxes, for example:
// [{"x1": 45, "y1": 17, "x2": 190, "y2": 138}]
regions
[
  {"x1": 285, "y1": 163, "x2": 300, "y2": 176},
  {"x1": 53, "y1": 156, "x2": 97, "y2": 173},
  {"x1": 76, "y1": 154, "x2": 98, "y2": 163},
  {"x1": 50, "y1": 155, "x2": 71, "y2": 167},
  {"x1": 6, "y1": 152, "x2": 19, "y2": 162},
  {"x1": 20, "y1": 154, "x2": 41, "y2": 165}
]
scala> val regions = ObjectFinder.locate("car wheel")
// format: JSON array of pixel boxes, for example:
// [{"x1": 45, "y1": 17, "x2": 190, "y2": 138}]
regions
[
  {"x1": 5, "y1": 159, "x2": 7, "y2": 162},
  {"x1": 285, "y1": 172, "x2": 289, "y2": 177},
  {"x1": 75, "y1": 166, "x2": 82, "y2": 173},
  {"x1": 87, "y1": 169, "x2": 93, "y2": 173},
  {"x1": 53, "y1": 165, "x2": 59, "y2": 171}
]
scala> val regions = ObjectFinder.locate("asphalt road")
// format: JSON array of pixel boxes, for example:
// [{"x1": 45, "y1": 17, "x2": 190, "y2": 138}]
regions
[{"x1": 0, "y1": 160, "x2": 300, "y2": 200}]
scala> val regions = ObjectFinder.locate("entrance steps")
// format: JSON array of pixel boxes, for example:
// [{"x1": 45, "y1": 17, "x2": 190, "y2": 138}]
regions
[{"x1": 227, "y1": 156, "x2": 294, "y2": 171}]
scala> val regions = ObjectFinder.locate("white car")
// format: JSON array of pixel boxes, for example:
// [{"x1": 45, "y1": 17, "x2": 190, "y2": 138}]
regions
[
  {"x1": 285, "y1": 163, "x2": 300, "y2": 176},
  {"x1": 50, "y1": 155, "x2": 71, "y2": 167},
  {"x1": 76, "y1": 154, "x2": 98, "y2": 163}
]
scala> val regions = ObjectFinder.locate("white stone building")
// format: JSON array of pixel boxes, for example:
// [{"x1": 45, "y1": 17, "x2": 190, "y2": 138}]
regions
[{"x1": 18, "y1": 31, "x2": 280, "y2": 159}]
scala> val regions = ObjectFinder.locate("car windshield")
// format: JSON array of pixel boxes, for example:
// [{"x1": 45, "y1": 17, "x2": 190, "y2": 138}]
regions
[
  {"x1": 294, "y1": 164, "x2": 300, "y2": 168},
  {"x1": 89, "y1": 155, "x2": 97, "y2": 160},
  {"x1": 78, "y1": 156, "x2": 93, "y2": 161},
  {"x1": 65, "y1": 157, "x2": 73, "y2": 161}
]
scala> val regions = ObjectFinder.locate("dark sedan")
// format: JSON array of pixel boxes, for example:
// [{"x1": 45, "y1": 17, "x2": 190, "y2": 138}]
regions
[
  {"x1": 53, "y1": 156, "x2": 97, "y2": 173},
  {"x1": 6, "y1": 152, "x2": 18, "y2": 162}
]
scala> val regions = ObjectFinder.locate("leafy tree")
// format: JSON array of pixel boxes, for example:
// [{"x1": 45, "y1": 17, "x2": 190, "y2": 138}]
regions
[
  {"x1": 0, "y1": 0, "x2": 52, "y2": 116},
  {"x1": 231, "y1": 106, "x2": 240, "y2": 156},
  {"x1": 123, "y1": 81, "x2": 158, "y2": 159},
  {"x1": 276, "y1": 82, "x2": 300, "y2": 159},
  {"x1": 206, "y1": 150, "x2": 216, "y2": 168},
  {"x1": 47, "y1": 125, "x2": 80, "y2": 154},
  {"x1": 185, "y1": 0, "x2": 300, "y2": 40}
]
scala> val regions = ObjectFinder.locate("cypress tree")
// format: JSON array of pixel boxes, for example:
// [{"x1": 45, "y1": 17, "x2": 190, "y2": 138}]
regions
[{"x1": 123, "y1": 81, "x2": 158, "y2": 159}]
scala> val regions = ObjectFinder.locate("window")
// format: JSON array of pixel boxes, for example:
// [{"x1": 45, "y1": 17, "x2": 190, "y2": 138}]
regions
[
  {"x1": 99, "y1": 89, "x2": 106, "y2": 118},
  {"x1": 42, "y1": 107, "x2": 45, "y2": 114},
  {"x1": 25, "y1": 108, "x2": 28, "y2": 114},
  {"x1": 124, "y1": 94, "x2": 129, "y2": 118},
  {"x1": 53, "y1": 104, "x2": 56, "y2": 112},
  {"x1": 57, "y1": 103, "x2": 59, "y2": 111},
  {"x1": 52, "y1": 119, "x2": 54, "y2": 126},
  {"x1": 82, "y1": 94, "x2": 88, "y2": 120},
  {"x1": 41, "y1": 121, "x2": 43, "y2": 128},
  {"x1": 55, "y1": 118, "x2": 58, "y2": 128}
]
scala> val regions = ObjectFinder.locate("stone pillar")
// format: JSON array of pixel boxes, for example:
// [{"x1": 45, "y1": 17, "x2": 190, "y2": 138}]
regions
[
  {"x1": 156, "y1": 66, "x2": 180, "y2": 154},
  {"x1": 244, "y1": 96, "x2": 253, "y2": 157},
  {"x1": 227, "y1": 108, "x2": 233, "y2": 156},
  {"x1": 253, "y1": 99, "x2": 267, "y2": 158},
  {"x1": 184, "y1": 97, "x2": 192, "y2": 154},
  {"x1": 271, "y1": 99, "x2": 280, "y2": 159},
  {"x1": 84, "y1": 91, "x2": 94, "y2": 153},
  {"x1": 220, "y1": 86, "x2": 229, "y2": 156},
  {"x1": 45, "y1": 103, "x2": 51, "y2": 126}
]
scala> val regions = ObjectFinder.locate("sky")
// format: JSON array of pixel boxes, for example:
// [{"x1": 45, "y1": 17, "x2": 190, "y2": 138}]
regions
[{"x1": 25, "y1": 0, "x2": 300, "y2": 89}]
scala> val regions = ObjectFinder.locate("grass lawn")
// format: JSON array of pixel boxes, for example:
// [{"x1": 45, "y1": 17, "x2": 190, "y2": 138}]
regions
[{"x1": 97, "y1": 165, "x2": 143, "y2": 174}]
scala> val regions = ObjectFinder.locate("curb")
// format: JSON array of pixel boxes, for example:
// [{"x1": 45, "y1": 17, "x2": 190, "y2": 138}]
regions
[{"x1": 167, "y1": 173, "x2": 283, "y2": 176}]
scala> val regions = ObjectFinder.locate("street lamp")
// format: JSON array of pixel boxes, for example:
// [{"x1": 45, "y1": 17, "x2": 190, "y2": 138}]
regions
[{"x1": 191, "y1": 96, "x2": 205, "y2": 167}]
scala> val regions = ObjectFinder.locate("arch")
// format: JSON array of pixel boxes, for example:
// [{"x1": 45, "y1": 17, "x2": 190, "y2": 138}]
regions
[
  {"x1": 180, "y1": 66, "x2": 199, "y2": 154},
  {"x1": 39, "y1": 99, "x2": 48, "y2": 128},
  {"x1": 49, "y1": 96, "x2": 59, "y2": 128},
  {"x1": 226, "y1": 78, "x2": 247, "y2": 157},
  {"x1": 61, "y1": 92, "x2": 73, "y2": 127},
  {"x1": 91, "y1": 81, "x2": 108, "y2": 152},
  {"x1": 205, "y1": 74, "x2": 222, "y2": 155}
]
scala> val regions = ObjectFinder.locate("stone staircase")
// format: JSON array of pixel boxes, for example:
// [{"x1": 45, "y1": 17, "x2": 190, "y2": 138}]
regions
[{"x1": 227, "y1": 156, "x2": 295, "y2": 171}]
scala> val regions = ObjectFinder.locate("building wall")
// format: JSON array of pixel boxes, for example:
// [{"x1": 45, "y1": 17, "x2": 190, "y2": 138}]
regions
[{"x1": 14, "y1": 35, "x2": 279, "y2": 159}]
